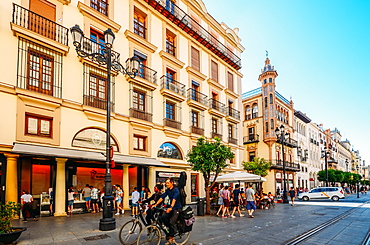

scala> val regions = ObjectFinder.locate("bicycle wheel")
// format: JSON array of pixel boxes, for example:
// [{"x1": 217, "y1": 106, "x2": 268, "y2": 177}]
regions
[
  {"x1": 136, "y1": 225, "x2": 161, "y2": 245},
  {"x1": 174, "y1": 231, "x2": 191, "y2": 245},
  {"x1": 119, "y1": 220, "x2": 142, "y2": 245}
]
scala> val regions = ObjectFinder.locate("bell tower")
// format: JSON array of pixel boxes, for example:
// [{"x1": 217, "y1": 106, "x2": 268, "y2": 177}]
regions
[{"x1": 259, "y1": 57, "x2": 278, "y2": 147}]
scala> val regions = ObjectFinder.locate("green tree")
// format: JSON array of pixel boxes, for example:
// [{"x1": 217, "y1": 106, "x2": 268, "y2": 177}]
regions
[
  {"x1": 341, "y1": 171, "x2": 353, "y2": 187},
  {"x1": 242, "y1": 157, "x2": 272, "y2": 177},
  {"x1": 187, "y1": 137, "x2": 234, "y2": 215},
  {"x1": 317, "y1": 169, "x2": 344, "y2": 186}
]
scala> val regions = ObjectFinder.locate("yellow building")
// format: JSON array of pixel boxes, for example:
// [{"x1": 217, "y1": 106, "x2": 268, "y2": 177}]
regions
[
  {"x1": 0, "y1": 0, "x2": 244, "y2": 216},
  {"x1": 242, "y1": 58, "x2": 299, "y2": 194}
]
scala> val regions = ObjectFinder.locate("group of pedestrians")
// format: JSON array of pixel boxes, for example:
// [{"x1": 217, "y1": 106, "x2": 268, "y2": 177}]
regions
[{"x1": 215, "y1": 183, "x2": 257, "y2": 218}]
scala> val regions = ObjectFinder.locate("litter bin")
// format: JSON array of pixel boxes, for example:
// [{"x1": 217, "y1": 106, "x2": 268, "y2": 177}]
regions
[{"x1": 197, "y1": 198, "x2": 205, "y2": 216}]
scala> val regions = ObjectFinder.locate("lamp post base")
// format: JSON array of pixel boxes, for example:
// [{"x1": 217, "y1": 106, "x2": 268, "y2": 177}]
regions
[
  {"x1": 282, "y1": 191, "x2": 289, "y2": 204},
  {"x1": 99, "y1": 218, "x2": 116, "y2": 231},
  {"x1": 283, "y1": 198, "x2": 289, "y2": 204}
]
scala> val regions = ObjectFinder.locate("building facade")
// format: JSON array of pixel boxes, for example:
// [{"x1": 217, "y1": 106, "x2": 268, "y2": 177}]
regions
[{"x1": 0, "y1": 0, "x2": 244, "y2": 216}]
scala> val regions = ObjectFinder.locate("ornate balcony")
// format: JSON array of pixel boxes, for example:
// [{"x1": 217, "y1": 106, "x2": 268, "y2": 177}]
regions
[
  {"x1": 130, "y1": 108, "x2": 152, "y2": 122},
  {"x1": 276, "y1": 137, "x2": 298, "y2": 148},
  {"x1": 243, "y1": 134, "x2": 259, "y2": 144},
  {"x1": 187, "y1": 88, "x2": 208, "y2": 110},
  {"x1": 191, "y1": 126, "x2": 204, "y2": 135},
  {"x1": 228, "y1": 137, "x2": 238, "y2": 145},
  {"x1": 212, "y1": 132, "x2": 223, "y2": 140},
  {"x1": 209, "y1": 98, "x2": 226, "y2": 117},
  {"x1": 160, "y1": 75, "x2": 185, "y2": 101},
  {"x1": 12, "y1": 4, "x2": 69, "y2": 46},
  {"x1": 142, "y1": 0, "x2": 241, "y2": 70},
  {"x1": 226, "y1": 107, "x2": 240, "y2": 123},
  {"x1": 164, "y1": 118, "x2": 181, "y2": 130},
  {"x1": 271, "y1": 160, "x2": 300, "y2": 172}
]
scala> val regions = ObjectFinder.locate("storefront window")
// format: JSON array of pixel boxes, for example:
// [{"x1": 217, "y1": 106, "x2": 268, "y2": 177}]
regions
[
  {"x1": 75, "y1": 167, "x2": 122, "y2": 192},
  {"x1": 32, "y1": 164, "x2": 51, "y2": 195},
  {"x1": 157, "y1": 142, "x2": 182, "y2": 159}
]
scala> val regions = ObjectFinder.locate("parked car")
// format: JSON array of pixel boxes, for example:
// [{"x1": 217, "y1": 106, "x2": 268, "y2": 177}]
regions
[{"x1": 298, "y1": 187, "x2": 345, "y2": 201}]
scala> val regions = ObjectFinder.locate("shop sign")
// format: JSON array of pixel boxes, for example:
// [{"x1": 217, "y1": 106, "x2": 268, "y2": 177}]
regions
[
  {"x1": 91, "y1": 170, "x2": 105, "y2": 180},
  {"x1": 158, "y1": 172, "x2": 180, "y2": 178},
  {"x1": 309, "y1": 178, "x2": 315, "y2": 181}
]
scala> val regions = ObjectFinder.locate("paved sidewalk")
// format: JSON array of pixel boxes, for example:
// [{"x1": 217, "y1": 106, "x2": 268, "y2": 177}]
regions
[{"x1": 9, "y1": 193, "x2": 370, "y2": 245}]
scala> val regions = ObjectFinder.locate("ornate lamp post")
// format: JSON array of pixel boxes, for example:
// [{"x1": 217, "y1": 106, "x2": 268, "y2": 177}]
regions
[
  {"x1": 321, "y1": 147, "x2": 329, "y2": 187},
  {"x1": 345, "y1": 159, "x2": 349, "y2": 172},
  {"x1": 70, "y1": 25, "x2": 140, "y2": 231},
  {"x1": 275, "y1": 124, "x2": 289, "y2": 204}
]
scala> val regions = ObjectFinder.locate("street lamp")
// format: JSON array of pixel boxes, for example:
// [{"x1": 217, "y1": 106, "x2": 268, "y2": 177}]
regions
[
  {"x1": 275, "y1": 124, "x2": 289, "y2": 204},
  {"x1": 70, "y1": 25, "x2": 140, "y2": 231},
  {"x1": 356, "y1": 165, "x2": 360, "y2": 198},
  {"x1": 345, "y1": 159, "x2": 349, "y2": 172},
  {"x1": 321, "y1": 147, "x2": 329, "y2": 187}
]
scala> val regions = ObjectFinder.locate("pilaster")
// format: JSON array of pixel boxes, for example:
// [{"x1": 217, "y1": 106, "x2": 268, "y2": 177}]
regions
[
  {"x1": 4, "y1": 154, "x2": 19, "y2": 203},
  {"x1": 54, "y1": 158, "x2": 67, "y2": 216}
]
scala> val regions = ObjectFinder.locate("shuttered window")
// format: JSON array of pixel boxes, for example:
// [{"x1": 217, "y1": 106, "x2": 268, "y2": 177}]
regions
[
  {"x1": 191, "y1": 47, "x2": 200, "y2": 71},
  {"x1": 211, "y1": 60, "x2": 218, "y2": 82},
  {"x1": 227, "y1": 72, "x2": 234, "y2": 91}
]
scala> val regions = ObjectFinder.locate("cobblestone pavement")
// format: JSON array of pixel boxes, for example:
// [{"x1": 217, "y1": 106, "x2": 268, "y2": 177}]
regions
[{"x1": 10, "y1": 193, "x2": 370, "y2": 245}]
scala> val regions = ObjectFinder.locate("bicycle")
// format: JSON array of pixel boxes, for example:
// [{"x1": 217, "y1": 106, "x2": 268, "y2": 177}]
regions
[
  {"x1": 136, "y1": 206, "x2": 192, "y2": 245},
  {"x1": 119, "y1": 204, "x2": 150, "y2": 245}
]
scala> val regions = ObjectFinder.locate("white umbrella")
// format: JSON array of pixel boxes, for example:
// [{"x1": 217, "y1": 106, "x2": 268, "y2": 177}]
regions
[{"x1": 217, "y1": 171, "x2": 266, "y2": 183}]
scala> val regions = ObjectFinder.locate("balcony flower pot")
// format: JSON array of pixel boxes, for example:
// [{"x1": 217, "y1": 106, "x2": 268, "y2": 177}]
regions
[{"x1": 0, "y1": 201, "x2": 26, "y2": 244}]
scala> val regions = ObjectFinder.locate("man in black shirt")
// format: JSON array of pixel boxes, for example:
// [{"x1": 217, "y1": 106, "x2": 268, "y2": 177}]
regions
[
  {"x1": 142, "y1": 184, "x2": 163, "y2": 225},
  {"x1": 289, "y1": 187, "x2": 296, "y2": 206},
  {"x1": 153, "y1": 178, "x2": 182, "y2": 244}
]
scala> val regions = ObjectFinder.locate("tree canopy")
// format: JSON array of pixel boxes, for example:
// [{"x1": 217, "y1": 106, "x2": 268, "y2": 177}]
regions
[
  {"x1": 242, "y1": 157, "x2": 272, "y2": 177},
  {"x1": 187, "y1": 137, "x2": 234, "y2": 214},
  {"x1": 317, "y1": 169, "x2": 362, "y2": 186}
]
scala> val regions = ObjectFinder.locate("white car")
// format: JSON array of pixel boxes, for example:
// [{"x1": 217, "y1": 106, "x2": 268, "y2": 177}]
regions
[{"x1": 298, "y1": 187, "x2": 345, "y2": 201}]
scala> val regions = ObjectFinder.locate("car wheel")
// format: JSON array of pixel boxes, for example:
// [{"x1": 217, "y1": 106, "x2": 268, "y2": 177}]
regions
[
  {"x1": 302, "y1": 196, "x2": 309, "y2": 201},
  {"x1": 332, "y1": 196, "x2": 339, "y2": 201}
]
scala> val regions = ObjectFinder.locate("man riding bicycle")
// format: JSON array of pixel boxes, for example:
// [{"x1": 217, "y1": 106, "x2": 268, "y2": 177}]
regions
[{"x1": 152, "y1": 178, "x2": 182, "y2": 245}]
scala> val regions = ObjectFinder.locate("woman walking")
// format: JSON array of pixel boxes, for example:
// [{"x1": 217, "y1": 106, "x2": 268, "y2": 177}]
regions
[{"x1": 216, "y1": 185, "x2": 225, "y2": 216}]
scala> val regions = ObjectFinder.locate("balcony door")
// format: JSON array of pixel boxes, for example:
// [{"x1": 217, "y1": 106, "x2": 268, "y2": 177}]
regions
[{"x1": 29, "y1": 0, "x2": 56, "y2": 40}]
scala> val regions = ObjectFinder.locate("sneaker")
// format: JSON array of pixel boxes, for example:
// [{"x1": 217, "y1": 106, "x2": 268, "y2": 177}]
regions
[
  {"x1": 115, "y1": 212, "x2": 120, "y2": 215},
  {"x1": 230, "y1": 215, "x2": 236, "y2": 218},
  {"x1": 22, "y1": 220, "x2": 27, "y2": 222},
  {"x1": 165, "y1": 237, "x2": 175, "y2": 245},
  {"x1": 265, "y1": 207, "x2": 269, "y2": 209},
  {"x1": 222, "y1": 215, "x2": 227, "y2": 218},
  {"x1": 121, "y1": 210, "x2": 125, "y2": 214},
  {"x1": 240, "y1": 214, "x2": 245, "y2": 217}
]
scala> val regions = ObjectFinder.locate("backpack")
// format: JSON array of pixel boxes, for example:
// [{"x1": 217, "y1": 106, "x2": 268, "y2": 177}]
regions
[
  {"x1": 178, "y1": 206, "x2": 194, "y2": 233},
  {"x1": 179, "y1": 205, "x2": 194, "y2": 220}
]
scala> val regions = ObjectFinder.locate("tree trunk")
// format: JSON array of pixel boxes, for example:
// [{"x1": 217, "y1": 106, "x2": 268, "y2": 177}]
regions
[{"x1": 205, "y1": 186, "x2": 211, "y2": 215}]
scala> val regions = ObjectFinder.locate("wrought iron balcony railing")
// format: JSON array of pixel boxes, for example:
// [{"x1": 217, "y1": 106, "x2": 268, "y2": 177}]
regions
[
  {"x1": 143, "y1": 0, "x2": 241, "y2": 70},
  {"x1": 83, "y1": 95, "x2": 115, "y2": 111},
  {"x1": 187, "y1": 88, "x2": 208, "y2": 106},
  {"x1": 228, "y1": 137, "x2": 238, "y2": 145},
  {"x1": 136, "y1": 64, "x2": 157, "y2": 84},
  {"x1": 209, "y1": 99, "x2": 226, "y2": 114},
  {"x1": 227, "y1": 107, "x2": 240, "y2": 120},
  {"x1": 164, "y1": 118, "x2": 181, "y2": 130},
  {"x1": 276, "y1": 137, "x2": 298, "y2": 148},
  {"x1": 130, "y1": 108, "x2": 152, "y2": 122},
  {"x1": 243, "y1": 134, "x2": 259, "y2": 144},
  {"x1": 191, "y1": 126, "x2": 204, "y2": 135},
  {"x1": 212, "y1": 132, "x2": 223, "y2": 140},
  {"x1": 272, "y1": 160, "x2": 300, "y2": 171},
  {"x1": 160, "y1": 76, "x2": 185, "y2": 96},
  {"x1": 12, "y1": 3, "x2": 69, "y2": 46}
]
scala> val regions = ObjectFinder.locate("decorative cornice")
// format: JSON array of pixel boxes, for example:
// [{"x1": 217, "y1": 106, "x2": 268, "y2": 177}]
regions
[
  {"x1": 186, "y1": 66, "x2": 207, "y2": 81},
  {"x1": 124, "y1": 29, "x2": 157, "y2": 53},
  {"x1": 225, "y1": 88, "x2": 239, "y2": 99},
  {"x1": 159, "y1": 50, "x2": 185, "y2": 69},
  {"x1": 207, "y1": 78, "x2": 224, "y2": 91},
  {"x1": 57, "y1": 0, "x2": 71, "y2": 4},
  {"x1": 78, "y1": 2, "x2": 121, "y2": 33}
]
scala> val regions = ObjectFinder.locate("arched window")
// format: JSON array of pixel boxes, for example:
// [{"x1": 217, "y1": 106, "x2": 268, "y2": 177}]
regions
[
  {"x1": 245, "y1": 105, "x2": 251, "y2": 120},
  {"x1": 252, "y1": 103, "x2": 258, "y2": 118},
  {"x1": 265, "y1": 122, "x2": 269, "y2": 132},
  {"x1": 157, "y1": 142, "x2": 182, "y2": 159},
  {"x1": 72, "y1": 127, "x2": 119, "y2": 151}
]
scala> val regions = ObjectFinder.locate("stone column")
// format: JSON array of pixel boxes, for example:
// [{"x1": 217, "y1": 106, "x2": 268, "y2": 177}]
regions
[
  {"x1": 4, "y1": 154, "x2": 19, "y2": 204},
  {"x1": 54, "y1": 158, "x2": 67, "y2": 216},
  {"x1": 122, "y1": 165, "x2": 129, "y2": 210},
  {"x1": 148, "y1": 166, "x2": 156, "y2": 190}
]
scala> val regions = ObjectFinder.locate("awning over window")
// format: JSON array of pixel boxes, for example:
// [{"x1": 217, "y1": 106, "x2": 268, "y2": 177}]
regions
[{"x1": 11, "y1": 142, "x2": 168, "y2": 167}]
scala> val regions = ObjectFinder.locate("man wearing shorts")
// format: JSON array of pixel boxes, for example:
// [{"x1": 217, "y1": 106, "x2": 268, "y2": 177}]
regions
[
  {"x1": 246, "y1": 183, "x2": 256, "y2": 218},
  {"x1": 82, "y1": 184, "x2": 91, "y2": 212},
  {"x1": 289, "y1": 187, "x2": 296, "y2": 206},
  {"x1": 131, "y1": 187, "x2": 140, "y2": 217}
]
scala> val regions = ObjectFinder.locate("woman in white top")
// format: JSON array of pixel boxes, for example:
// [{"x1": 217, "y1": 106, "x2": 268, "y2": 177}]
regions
[{"x1": 67, "y1": 188, "x2": 74, "y2": 215}]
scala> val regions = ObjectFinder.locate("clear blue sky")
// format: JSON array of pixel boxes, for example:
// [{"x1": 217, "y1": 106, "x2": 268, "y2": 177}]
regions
[{"x1": 202, "y1": 0, "x2": 370, "y2": 165}]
